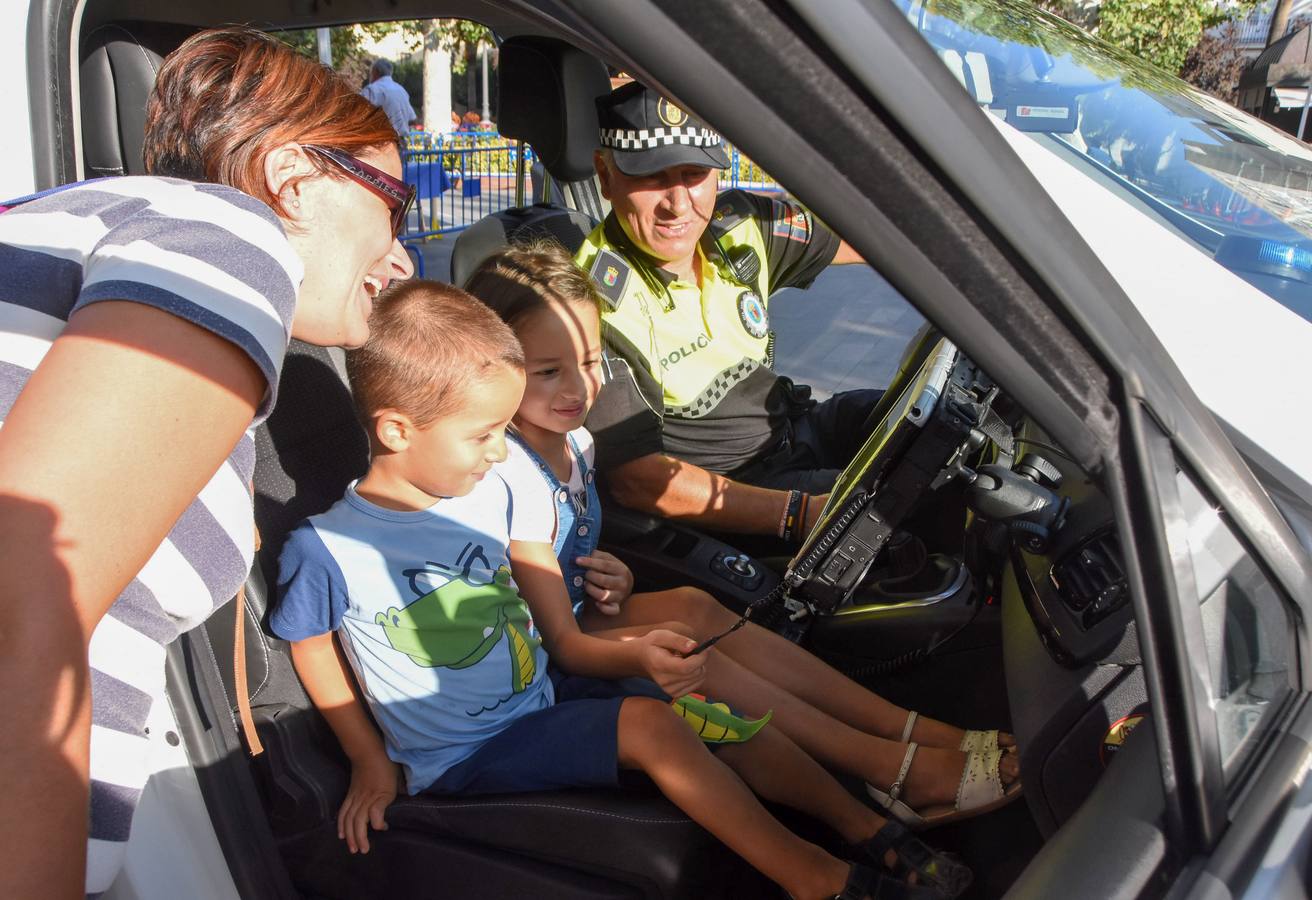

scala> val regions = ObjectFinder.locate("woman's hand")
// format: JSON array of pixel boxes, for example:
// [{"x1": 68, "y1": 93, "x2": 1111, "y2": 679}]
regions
[
  {"x1": 575, "y1": 550, "x2": 634, "y2": 615},
  {"x1": 633, "y1": 629, "x2": 705, "y2": 697},
  {"x1": 338, "y1": 752, "x2": 402, "y2": 855}
]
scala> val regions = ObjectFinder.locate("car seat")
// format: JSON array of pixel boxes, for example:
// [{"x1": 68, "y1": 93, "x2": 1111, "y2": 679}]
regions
[
  {"x1": 449, "y1": 37, "x2": 791, "y2": 616},
  {"x1": 499, "y1": 36, "x2": 612, "y2": 221},
  {"x1": 79, "y1": 22, "x2": 195, "y2": 177},
  {"x1": 201, "y1": 339, "x2": 751, "y2": 899},
  {"x1": 74, "y1": 19, "x2": 753, "y2": 898},
  {"x1": 448, "y1": 36, "x2": 611, "y2": 287}
]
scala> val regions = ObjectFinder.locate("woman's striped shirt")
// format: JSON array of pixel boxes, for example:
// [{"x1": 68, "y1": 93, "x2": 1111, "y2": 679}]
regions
[{"x1": 0, "y1": 176, "x2": 301, "y2": 896}]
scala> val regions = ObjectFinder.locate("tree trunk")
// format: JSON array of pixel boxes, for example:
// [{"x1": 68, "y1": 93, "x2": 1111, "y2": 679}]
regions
[
  {"x1": 422, "y1": 23, "x2": 453, "y2": 135},
  {"x1": 1267, "y1": 0, "x2": 1294, "y2": 46},
  {"x1": 467, "y1": 49, "x2": 477, "y2": 119}
]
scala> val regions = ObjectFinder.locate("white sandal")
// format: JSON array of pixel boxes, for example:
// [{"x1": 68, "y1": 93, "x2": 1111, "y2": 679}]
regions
[
  {"x1": 866, "y1": 741, "x2": 1022, "y2": 830},
  {"x1": 899, "y1": 710, "x2": 1015, "y2": 755}
]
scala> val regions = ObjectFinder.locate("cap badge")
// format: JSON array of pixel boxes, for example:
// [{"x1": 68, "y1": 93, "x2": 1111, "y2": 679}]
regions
[
  {"x1": 737, "y1": 291, "x2": 769, "y2": 339},
  {"x1": 657, "y1": 98, "x2": 688, "y2": 127}
]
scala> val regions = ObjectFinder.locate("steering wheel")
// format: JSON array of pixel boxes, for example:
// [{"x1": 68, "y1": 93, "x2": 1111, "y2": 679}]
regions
[{"x1": 781, "y1": 335, "x2": 995, "y2": 614}]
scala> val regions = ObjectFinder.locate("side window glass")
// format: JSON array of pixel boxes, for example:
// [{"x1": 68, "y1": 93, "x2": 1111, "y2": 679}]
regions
[{"x1": 1176, "y1": 469, "x2": 1293, "y2": 780}]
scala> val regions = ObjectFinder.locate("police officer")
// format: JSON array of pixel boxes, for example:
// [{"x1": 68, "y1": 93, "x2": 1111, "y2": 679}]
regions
[{"x1": 577, "y1": 81, "x2": 880, "y2": 544}]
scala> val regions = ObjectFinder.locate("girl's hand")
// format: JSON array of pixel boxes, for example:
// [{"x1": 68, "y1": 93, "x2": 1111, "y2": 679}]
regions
[
  {"x1": 635, "y1": 629, "x2": 706, "y2": 697},
  {"x1": 338, "y1": 754, "x2": 402, "y2": 855},
  {"x1": 575, "y1": 550, "x2": 634, "y2": 615}
]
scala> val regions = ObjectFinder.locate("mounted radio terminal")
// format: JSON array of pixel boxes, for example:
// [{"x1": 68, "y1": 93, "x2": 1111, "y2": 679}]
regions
[{"x1": 791, "y1": 340, "x2": 985, "y2": 614}]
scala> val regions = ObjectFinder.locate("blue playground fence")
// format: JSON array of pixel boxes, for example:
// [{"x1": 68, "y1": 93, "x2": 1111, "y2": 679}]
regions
[{"x1": 397, "y1": 130, "x2": 782, "y2": 264}]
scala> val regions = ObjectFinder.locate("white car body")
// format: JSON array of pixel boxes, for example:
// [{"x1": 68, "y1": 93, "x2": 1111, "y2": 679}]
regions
[
  {"x1": 6, "y1": 0, "x2": 1312, "y2": 897},
  {"x1": 989, "y1": 115, "x2": 1312, "y2": 514}
]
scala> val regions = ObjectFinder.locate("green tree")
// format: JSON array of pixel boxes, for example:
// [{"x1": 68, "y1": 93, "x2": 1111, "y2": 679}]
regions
[
  {"x1": 276, "y1": 20, "x2": 492, "y2": 133},
  {"x1": 1095, "y1": 0, "x2": 1243, "y2": 74},
  {"x1": 278, "y1": 23, "x2": 398, "y2": 71},
  {"x1": 404, "y1": 20, "x2": 492, "y2": 132}
]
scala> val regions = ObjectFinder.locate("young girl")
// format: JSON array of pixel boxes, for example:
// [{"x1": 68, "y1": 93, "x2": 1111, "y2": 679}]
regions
[{"x1": 467, "y1": 241, "x2": 1022, "y2": 830}]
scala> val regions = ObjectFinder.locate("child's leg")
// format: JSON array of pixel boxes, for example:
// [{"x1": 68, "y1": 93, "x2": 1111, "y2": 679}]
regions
[
  {"x1": 714, "y1": 720, "x2": 886, "y2": 846},
  {"x1": 699, "y1": 643, "x2": 987, "y2": 809},
  {"x1": 617, "y1": 696, "x2": 849, "y2": 900},
  {"x1": 584, "y1": 586, "x2": 1011, "y2": 751},
  {"x1": 586, "y1": 609, "x2": 1016, "y2": 806},
  {"x1": 715, "y1": 704, "x2": 974, "y2": 899}
]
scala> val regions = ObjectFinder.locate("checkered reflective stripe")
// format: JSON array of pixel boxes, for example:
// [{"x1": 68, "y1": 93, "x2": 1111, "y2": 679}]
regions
[
  {"x1": 664, "y1": 358, "x2": 760, "y2": 418},
  {"x1": 600, "y1": 126, "x2": 722, "y2": 150}
]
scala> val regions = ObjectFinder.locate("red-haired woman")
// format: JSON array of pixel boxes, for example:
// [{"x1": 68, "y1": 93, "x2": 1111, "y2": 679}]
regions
[{"x1": 0, "y1": 27, "x2": 414, "y2": 897}]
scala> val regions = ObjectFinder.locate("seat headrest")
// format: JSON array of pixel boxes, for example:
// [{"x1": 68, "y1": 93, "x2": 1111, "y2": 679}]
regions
[
  {"x1": 79, "y1": 22, "x2": 195, "y2": 178},
  {"x1": 252, "y1": 342, "x2": 370, "y2": 595},
  {"x1": 497, "y1": 37, "x2": 611, "y2": 183},
  {"x1": 450, "y1": 204, "x2": 598, "y2": 288}
]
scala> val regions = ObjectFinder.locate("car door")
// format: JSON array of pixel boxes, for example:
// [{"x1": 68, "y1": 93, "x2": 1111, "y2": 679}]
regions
[{"x1": 557, "y1": 0, "x2": 1312, "y2": 895}]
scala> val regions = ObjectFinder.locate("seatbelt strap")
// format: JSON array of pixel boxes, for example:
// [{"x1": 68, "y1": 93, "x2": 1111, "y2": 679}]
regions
[{"x1": 233, "y1": 519, "x2": 265, "y2": 757}]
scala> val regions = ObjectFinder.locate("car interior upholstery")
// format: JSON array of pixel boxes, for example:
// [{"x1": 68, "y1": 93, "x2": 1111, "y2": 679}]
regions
[{"x1": 69, "y1": 10, "x2": 1181, "y2": 899}]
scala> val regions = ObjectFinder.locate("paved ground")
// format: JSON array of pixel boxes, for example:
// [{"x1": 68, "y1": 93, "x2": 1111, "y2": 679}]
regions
[
  {"x1": 412, "y1": 236, "x2": 923, "y2": 396},
  {"x1": 770, "y1": 265, "x2": 924, "y2": 398}
]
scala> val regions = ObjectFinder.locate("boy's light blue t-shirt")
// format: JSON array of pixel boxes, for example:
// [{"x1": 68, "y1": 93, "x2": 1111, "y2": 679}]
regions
[{"x1": 271, "y1": 477, "x2": 553, "y2": 794}]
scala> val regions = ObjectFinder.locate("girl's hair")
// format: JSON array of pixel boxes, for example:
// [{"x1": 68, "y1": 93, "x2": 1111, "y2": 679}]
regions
[
  {"x1": 463, "y1": 239, "x2": 603, "y2": 329},
  {"x1": 346, "y1": 280, "x2": 525, "y2": 429},
  {"x1": 143, "y1": 27, "x2": 398, "y2": 217}
]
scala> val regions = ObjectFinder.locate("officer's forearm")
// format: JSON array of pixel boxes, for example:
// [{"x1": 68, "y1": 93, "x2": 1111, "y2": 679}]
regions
[
  {"x1": 607, "y1": 453, "x2": 789, "y2": 535},
  {"x1": 831, "y1": 239, "x2": 866, "y2": 265}
]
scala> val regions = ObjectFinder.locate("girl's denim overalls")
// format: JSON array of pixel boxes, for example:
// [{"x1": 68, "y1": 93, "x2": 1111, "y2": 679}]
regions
[{"x1": 508, "y1": 431, "x2": 600, "y2": 613}]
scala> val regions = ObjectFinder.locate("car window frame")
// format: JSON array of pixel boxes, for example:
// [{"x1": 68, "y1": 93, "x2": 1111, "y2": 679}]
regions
[
  {"x1": 562, "y1": 0, "x2": 1310, "y2": 869},
  {"x1": 1129, "y1": 393, "x2": 1308, "y2": 843}
]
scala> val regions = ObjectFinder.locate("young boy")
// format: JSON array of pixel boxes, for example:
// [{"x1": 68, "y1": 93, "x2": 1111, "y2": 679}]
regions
[{"x1": 270, "y1": 280, "x2": 967, "y2": 900}]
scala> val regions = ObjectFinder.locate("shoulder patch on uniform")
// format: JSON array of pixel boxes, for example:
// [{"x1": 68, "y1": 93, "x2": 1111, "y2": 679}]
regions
[
  {"x1": 707, "y1": 190, "x2": 757, "y2": 241},
  {"x1": 770, "y1": 200, "x2": 813, "y2": 243},
  {"x1": 588, "y1": 248, "x2": 632, "y2": 312}
]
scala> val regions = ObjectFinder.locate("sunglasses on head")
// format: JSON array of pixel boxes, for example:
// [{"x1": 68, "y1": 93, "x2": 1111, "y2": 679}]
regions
[{"x1": 303, "y1": 144, "x2": 416, "y2": 239}]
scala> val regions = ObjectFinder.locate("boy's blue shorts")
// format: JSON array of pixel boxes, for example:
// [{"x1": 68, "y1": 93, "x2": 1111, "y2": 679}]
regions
[{"x1": 422, "y1": 669, "x2": 671, "y2": 796}]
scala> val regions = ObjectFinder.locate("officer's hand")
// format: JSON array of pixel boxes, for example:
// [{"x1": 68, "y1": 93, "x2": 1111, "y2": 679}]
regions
[
  {"x1": 804, "y1": 493, "x2": 830, "y2": 538},
  {"x1": 576, "y1": 550, "x2": 634, "y2": 615}
]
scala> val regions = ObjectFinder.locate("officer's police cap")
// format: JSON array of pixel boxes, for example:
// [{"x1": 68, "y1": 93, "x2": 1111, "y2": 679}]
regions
[{"x1": 596, "y1": 82, "x2": 730, "y2": 177}]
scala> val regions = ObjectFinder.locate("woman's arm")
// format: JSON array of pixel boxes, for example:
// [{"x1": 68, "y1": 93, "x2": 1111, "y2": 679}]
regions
[
  {"x1": 0, "y1": 301, "x2": 265, "y2": 899},
  {"x1": 289, "y1": 632, "x2": 398, "y2": 854},
  {"x1": 509, "y1": 540, "x2": 704, "y2": 697}
]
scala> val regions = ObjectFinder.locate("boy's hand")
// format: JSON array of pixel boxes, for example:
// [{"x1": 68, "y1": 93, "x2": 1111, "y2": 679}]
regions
[
  {"x1": 575, "y1": 550, "x2": 634, "y2": 615},
  {"x1": 338, "y1": 754, "x2": 402, "y2": 854},
  {"x1": 636, "y1": 629, "x2": 706, "y2": 697}
]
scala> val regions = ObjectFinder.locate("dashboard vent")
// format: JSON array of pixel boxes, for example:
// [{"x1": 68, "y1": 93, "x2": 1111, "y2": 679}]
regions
[{"x1": 1051, "y1": 532, "x2": 1129, "y2": 629}]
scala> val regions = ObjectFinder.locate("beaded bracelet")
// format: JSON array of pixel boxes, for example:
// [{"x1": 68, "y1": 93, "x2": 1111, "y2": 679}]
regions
[{"x1": 778, "y1": 489, "x2": 807, "y2": 543}]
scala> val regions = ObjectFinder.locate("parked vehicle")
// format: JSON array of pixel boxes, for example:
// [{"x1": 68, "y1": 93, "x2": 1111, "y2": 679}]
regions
[{"x1": 8, "y1": 0, "x2": 1311, "y2": 898}]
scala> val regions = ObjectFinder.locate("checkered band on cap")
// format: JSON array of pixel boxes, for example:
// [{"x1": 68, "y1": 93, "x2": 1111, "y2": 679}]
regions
[{"x1": 600, "y1": 126, "x2": 722, "y2": 151}]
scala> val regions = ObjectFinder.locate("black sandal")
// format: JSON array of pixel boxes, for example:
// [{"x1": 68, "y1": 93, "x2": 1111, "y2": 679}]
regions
[
  {"x1": 857, "y1": 819, "x2": 973, "y2": 898},
  {"x1": 834, "y1": 862, "x2": 944, "y2": 899}
]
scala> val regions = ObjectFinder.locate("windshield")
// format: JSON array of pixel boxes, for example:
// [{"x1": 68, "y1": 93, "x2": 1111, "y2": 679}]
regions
[{"x1": 897, "y1": 0, "x2": 1312, "y2": 321}]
